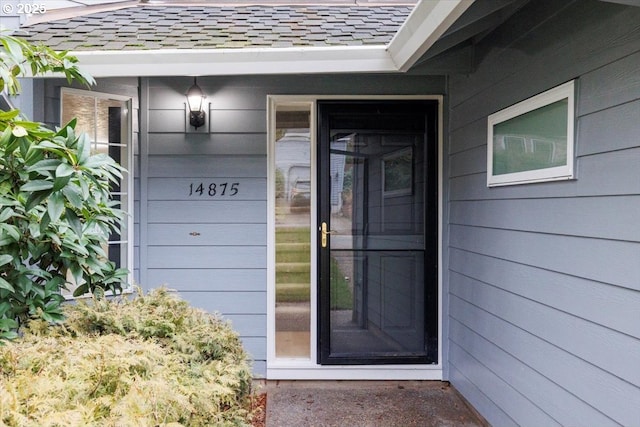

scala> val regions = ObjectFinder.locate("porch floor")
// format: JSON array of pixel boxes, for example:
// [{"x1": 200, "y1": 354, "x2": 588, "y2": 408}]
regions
[{"x1": 260, "y1": 380, "x2": 488, "y2": 427}]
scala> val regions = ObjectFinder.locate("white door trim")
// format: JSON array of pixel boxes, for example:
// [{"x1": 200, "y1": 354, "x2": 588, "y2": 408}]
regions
[{"x1": 267, "y1": 95, "x2": 443, "y2": 380}]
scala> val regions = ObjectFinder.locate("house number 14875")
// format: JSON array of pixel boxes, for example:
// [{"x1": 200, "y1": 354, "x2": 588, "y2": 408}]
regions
[{"x1": 188, "y1": 182, "x2": 240, "y2": 197}]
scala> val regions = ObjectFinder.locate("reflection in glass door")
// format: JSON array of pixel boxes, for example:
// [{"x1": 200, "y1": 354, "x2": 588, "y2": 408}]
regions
[
  {"x1": 318, "y1": 101, "x2": 438, "y2": 365},
  {"x1": 274, "y1": 103, "x2": 312, "y2": 358}
]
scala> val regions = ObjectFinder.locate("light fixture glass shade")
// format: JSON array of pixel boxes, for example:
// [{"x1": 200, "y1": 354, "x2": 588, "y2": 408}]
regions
[
  {"x1": 186, "y1": 77, "x2": 206, "y2": 129},
  {"x1": 187, "y1": 80, "x2": 204, "y2": 113}
]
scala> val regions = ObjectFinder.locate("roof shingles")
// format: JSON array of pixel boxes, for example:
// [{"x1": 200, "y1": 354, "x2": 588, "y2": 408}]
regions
[{"x1": 21, "y1": 5, "x2": 412, "y2": 51}]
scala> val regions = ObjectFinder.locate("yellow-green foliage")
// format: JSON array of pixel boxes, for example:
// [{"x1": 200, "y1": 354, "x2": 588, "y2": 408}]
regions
[{"x1": 0, "y1": 288, "x2": 255, "y2": 426}]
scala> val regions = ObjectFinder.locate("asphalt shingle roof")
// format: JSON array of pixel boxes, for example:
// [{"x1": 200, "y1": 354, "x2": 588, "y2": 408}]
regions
[{"x1": 21, "y1": 5, "x2": 413, "y2": 51}]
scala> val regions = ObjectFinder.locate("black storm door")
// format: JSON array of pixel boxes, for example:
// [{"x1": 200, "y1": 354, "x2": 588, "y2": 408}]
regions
[{"x1": 317, "y1": 101, "x2": 438, "y2": 365}]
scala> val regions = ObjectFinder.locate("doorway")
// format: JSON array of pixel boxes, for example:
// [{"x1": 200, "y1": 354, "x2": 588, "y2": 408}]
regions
[{"x1": 317, "y1": 101, "x2": 438, "y2": 365}]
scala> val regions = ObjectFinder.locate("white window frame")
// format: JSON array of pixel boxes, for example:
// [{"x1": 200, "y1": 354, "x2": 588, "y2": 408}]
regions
[
  {"x1": 487, "y1": 80, "x2": 575, "y2": 187},
  {"x1": 266, "y1": 95, "x2": 443, "y2": 380},
  {"x1": 60, "y1": 88, "x2": 135, "y2": 296}
]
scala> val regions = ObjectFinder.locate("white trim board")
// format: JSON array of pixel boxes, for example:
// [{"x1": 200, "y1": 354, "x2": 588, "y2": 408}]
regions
[{"x1": 52, "y1": 0, "x2": 475, "y2": 78}]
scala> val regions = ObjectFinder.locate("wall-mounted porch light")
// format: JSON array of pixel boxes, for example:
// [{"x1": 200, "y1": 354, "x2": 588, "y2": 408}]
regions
[{"x1": 186, "y1": 77, "x2": 206, "y2": 129}]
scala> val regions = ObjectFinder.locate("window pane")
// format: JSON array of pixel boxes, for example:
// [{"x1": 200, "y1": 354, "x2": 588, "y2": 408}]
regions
[
  {"x1": 61, "y1": 91, "x2": 130, "y2": 297},
  {"x1": 492, "y1": 99, "x2": 568, "y2": 175},
  {"x1": 62, "y1": 94, "x2": 95, "y2": 138},
  {"x1": 275, "y1": 104, "x2": 312, "y2": 359}
]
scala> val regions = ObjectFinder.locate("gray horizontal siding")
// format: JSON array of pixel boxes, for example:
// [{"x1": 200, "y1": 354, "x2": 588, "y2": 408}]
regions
[
  {"x1": 450, "y1": 197, "x2": 640, "y2": 241},
  {"x1": 147, "y1": 201, "x2": 266, "y2": 223},
  {"x1": 450, "y1": 224, "x2": 639, "y2": 290},
  {"x1": 147, "y1": 269, "x2": 266, "y2": 291},
  {"x1": 446, "y1": 0, "x2": 640, "y2": 425},
  {"x1": 148, "y1": 156, "x2": 266, "y2": 178}
]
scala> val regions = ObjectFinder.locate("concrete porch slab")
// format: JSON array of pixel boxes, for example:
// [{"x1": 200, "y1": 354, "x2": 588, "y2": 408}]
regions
[{"x1": 262, "y1": 380, "x2": 488, "y2": 427}]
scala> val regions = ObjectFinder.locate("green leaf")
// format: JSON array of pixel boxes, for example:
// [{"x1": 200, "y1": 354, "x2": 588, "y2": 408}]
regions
[
  {"x1": 0, "y1": 277, "x2": 15, "y2": 292},
  {"x1": 62, "y1": 185, "x2": 83, "y2": 209},
  {"x1": 65, "y1": 207, "x2": 83, "y2": 237},
  {"x1": 52, "y1": 174, "x2": 71, "y2": 192},
  {"x1": 0, "y1": 254, "x2": 12, "y2": 268},
  {"x1": 28, "y1": 158, "x2": 61, "y2": 173},
  {"x1": 62, "y1": 240, "x2": 89, "y2": 257},
  {"x1": 41, "y1": 310, "x2": 65, "y2": 323},
  {"x1": 25, "y1": 190, "x2": 51, "y2": 212},
  {"x1": 21, "y1": 180, "x2": 53, "y2": 192},
  {"x1": 0, "y1": 109, "x2": 20, "y2": 121},
  {"x1": 0, "y1": 331, "x2": 19, "y2": 340},
  {"x1": 0, "y1": 223, "x2": 20, "y2": 242},
  {"x1": 0, "y1": 208, "x2": 14, "y2": 223},
  {"x1": 55, "y1": 162, "x2": 75, "y2": 178},
  {"x1": 77, "y1": 133, "x2": 90, "y2": 164},
  {"x1": 72, "y1": 283, "x2": 89, "y2": 297},
  {"x1": 47, "y1": 191, "x2": 65, "y2": 223},
  {"x1": 3, "y1": 37, "x2": 25, "y2": 64}
]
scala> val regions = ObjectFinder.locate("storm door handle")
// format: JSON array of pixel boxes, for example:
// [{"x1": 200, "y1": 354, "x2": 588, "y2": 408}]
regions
[{"x1": 321, "y1": 222, "x2": 337, "y2": 248}]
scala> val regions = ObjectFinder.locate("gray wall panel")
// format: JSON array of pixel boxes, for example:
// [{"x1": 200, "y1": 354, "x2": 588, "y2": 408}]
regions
[
  {"x1": 578, "y1": 50, "x2": 640, "y2": 116},
  {"x1": 450, "y1": 224, "x2": 640, "y2": 290},
  {"x1": 448, "y1": 364, "x2": 516, "y2": 427},
  {"x1": 450, "y1": 197, "x2": 640, "y2": 241},
  {"x1": 446, "y1": 0, "x2": 640, "y2": 422},
  {"x1": 149, "y1": 109, "x2": 185, "y2": 133},
  {"x1": 175, "y1": 291, "x2": 266, "y2": 315},
  {"x1": 147, "y1": 224, "x2": 266, "y2": 246},
  {"x1": 148, "y1": 156, "x2": 266, "y2": 178},
  {"x1": 147, "y1": 269, "x2": 266, "y2": 291},
  {"x1": 449, "y1": 341, "x2": 561, "y2": 426},
  {"x1": 147, "y1": 246, "x2": 265, "y2": 269},
  {"x1": 451, "y1": 296, "x2": 637, "y2": 426},
  {"x1": 450, "y1": 320, "x2": 614, "y2": 427},
  {"x1": 450, "y1": 271, "x2": 640, "y2": 386},
  {"x1": 577, "y1": 100, "x2": 640, "y2": 156},
  {"x1": 450, "y1": 248, "x2": 640, "y2": 339},
  {"x1": 148, "y1": 133, "x2": 267, "y2": 156},
  {"x1": 210, "y1": 110, "x2": 265, "y2": 133},
  {"x1": 224, "y1": 315, "x2": 267, "y2": 337},
  {"x1": 147, "y1": 201, "x2": 266, "y2": 223},
  {"x1": 449, "y1": 145, "x2": 486, "y2": 178}
]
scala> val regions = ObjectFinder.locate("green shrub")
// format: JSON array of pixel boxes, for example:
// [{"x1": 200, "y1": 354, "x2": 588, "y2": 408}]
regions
[
  {"x1": 0, "y1": 32, "x2": 127, "y2": 340},
  {"x1": 0, "y1": 288, "x2": 256, "y2": 426}
]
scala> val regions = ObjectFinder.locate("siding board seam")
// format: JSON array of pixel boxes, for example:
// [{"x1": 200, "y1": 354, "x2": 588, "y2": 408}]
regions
[
  {"x1": 448, "y1": 319, "x2": 619, "y2": 426},
  {"x1": 448, "y1": 363, "x2": 517, "y2": 427},
  {"x1": 448, "y1": 338, "x2": 561, "y2": 426},
  {"x1": 447, "y1": 246, "x2": 634, "y2": 290},
  {"x1": 576, "y1": 144, "x2": 640, "y2": 159},
  {"x1": 577, "y1": 95, "x2": 640, "y2": 119},
  {"x1": 449, "y1": 296, "x2": 639, "y2": 424},
  {"x1": 449, "y1": 223, "x2": 640, "y2": 244},
  {"x1": 449, "y1": 267, "x2": 640, "y2": 340},
  {"x1": 451, "y1": 283, "x2": 640, "y2": 387}
]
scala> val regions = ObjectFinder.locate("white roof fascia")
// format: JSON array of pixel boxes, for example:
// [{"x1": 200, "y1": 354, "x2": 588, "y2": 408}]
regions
[
  {"x1": 71, "y1": 45, "x2": 397, "y2": 77},
  {"x1": 387, "y1": 0, "x2": 475, "y2": 72}
]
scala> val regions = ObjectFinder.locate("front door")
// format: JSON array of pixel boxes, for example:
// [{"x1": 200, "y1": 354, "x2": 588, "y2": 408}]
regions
[{"x1": 318, "y1": 101, "x2": 438, "y2": 365}]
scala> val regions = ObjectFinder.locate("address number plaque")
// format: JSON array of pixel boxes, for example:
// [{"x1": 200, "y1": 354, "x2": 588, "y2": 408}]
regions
[{"x1": 188, "y1": 182, "x2": 240, "y2": 197}]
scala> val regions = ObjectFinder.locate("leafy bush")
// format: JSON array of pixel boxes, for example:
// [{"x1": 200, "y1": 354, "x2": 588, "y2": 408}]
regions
[
  {"x1": 0, "y1": 288, "x2": 256, "y2": 426},
  {"x1": 0, "y1": 33, "x2": 128, "y2": 340}
]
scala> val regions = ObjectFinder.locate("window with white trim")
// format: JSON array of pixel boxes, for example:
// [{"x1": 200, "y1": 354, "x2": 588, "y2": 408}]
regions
[
  {"x1": 60, "y1": 88, "x2": 133, "y2": 296},
  {"x1": 487, "y1": 80, "x2": 575, "y2": 187}
]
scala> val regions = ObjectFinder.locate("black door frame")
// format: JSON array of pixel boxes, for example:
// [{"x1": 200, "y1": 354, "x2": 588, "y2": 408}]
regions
[{"x1": 317, "y1": 100, "x2": 439, "y2": 365}]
